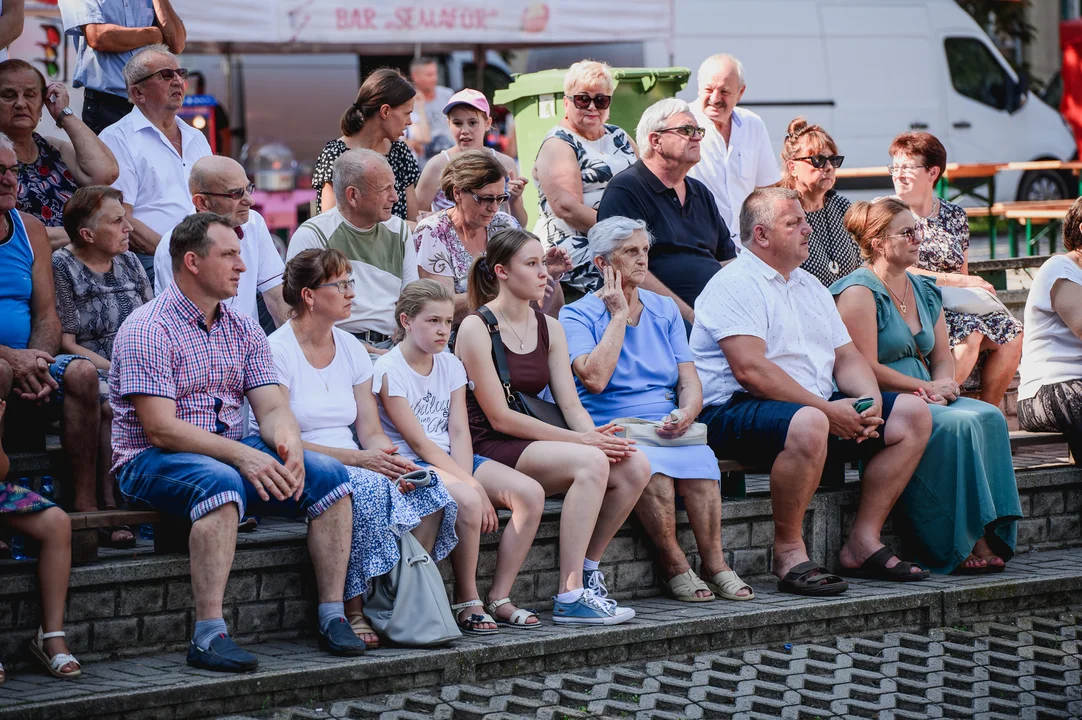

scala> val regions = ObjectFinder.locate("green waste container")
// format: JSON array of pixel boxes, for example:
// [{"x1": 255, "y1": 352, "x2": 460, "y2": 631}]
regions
[{"x1": 494, "y1": 67, "x2": 690, "y2": 229}]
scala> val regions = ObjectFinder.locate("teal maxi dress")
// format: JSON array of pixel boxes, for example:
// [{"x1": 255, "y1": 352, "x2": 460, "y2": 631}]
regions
[{"x1": 830, "y1": 268, "x2": 1020, "y2": 573}]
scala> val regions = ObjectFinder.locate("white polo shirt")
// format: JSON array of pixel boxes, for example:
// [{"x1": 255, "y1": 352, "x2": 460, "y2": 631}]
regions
[
  {"x1": 690, "y1": 248, "x2": 852, "y2": 408},
  {"x1": 153, "y1": 209, "x2": 285, "y2": 323},
  {"x1": 688, "y1": 103, "x2": 782, "y2": 239},
  {"x1": 100, "y1": 107, "x2": 214, "y2": 238}
]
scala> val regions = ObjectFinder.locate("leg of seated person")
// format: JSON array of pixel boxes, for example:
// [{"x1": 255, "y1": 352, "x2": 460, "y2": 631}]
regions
[
  {"x1": 0, "y1": 359, "x2": 12, "y2": 402},
  {"x1": 57, "y1": 358, "x2": 101, "y2": 512},
  {"x1": 190, "y1": 503, "x2": 240, "y2": 625},
  {"x1": 676, "y1": 477, "x2": 749, "y2": 596},
  {"x1": 635, "y1": 473, "x2": 710, "y2": 599},
  {"x1": 99, "y1": 399, "x2": 118, "y2": 509},
  {"x1": 840, "y1": 394, "x2": 932, "y2": 572},
  {"x1": 585, "y1": 450, "x2": 652, "y2": 566},
  {"x1": 979, "y1": 333, "x2": 1023, "y2": 407},
  {"x1": 770, "y1": 407, "x2": 830, "y2": 578},
  {"x1": 951, "y1": 331, "x2": 983, "y2": 388},
  {"x1": 411, "y1": 508, "x2": 445, "y2": 554},
  {"x1": 440, "y1": 473, "x2": 495, "y2": 631},
  {"x1": 307, "y1": 493, "x2": 351, "y2": 615}
]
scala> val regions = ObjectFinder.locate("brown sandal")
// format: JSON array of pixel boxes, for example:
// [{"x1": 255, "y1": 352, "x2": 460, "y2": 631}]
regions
[{"x1": 347, "y1": 614, "x2": 380, "y2": 649}]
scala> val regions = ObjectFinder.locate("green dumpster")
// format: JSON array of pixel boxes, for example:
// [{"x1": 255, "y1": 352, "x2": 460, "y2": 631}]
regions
[{"x1": 494, "y1": 67, "x2": 690, "y2": 229}]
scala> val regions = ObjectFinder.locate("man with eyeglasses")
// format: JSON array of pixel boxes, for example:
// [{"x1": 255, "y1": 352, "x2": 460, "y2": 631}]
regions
[
  {"x1": 688, "y1": 53, "x2": 781, "y2": 239},
  {"x1": 58, "y1": 0, "x2": 186, "y2": 134},
  {"x1": 286, "y1": 148, "x2": 418, "y2": 357},
  {"x1": 99, "y1": 44, "x2": 211, "y2": 287},
  {"x1": 597, "y1": 98, "x2": 735, "y2": 327},
  {"x1": 153, "y1": 156, "x2": 289, "y2": 330}
]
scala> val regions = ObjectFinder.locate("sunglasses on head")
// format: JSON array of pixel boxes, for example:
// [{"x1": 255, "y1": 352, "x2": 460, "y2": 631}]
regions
[
  {"x1": 570, "y1": 93, "x2": 612, "y2": 110},
  {"x1": 794, "y1": 154, "x2": 844, "y2": 169},
  {"x1": 134, "y1": 67, "x2": 189, "y2": 85}
]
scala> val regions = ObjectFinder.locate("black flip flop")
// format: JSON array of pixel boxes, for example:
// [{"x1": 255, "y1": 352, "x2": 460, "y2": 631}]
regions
[
  {"x1": 777, "y1": 560, "x2": 849, "y2": 596},
  {"x1": 97, "y1": 525, "x2": 137, "y2": 549},
  {"x1": 839, "y1": 547, "x2": 929, "y2": 582}
]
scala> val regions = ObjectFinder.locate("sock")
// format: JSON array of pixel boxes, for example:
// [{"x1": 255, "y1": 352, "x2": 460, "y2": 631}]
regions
[
  {"x1": 318, "y1": 601, "x2": 346, "y2": 633},
  {"x1": 193, "y1": 618, "x2": 228, "y2": 651},
  {"x1": 583, "y1": 558, "x2": 600, "y2": 572},
  {"x1": 556, "y1": 588, "x2": 585, "y2": 604}
]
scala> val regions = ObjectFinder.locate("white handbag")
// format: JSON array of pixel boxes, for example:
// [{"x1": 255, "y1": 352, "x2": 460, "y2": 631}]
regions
[{"x1": 939, "y1": 286, "x2": 1009, "y2": 316}]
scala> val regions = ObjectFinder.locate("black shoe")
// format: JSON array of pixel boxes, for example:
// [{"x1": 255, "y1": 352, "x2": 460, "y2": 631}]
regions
[
  {"x1": 186, "y1": 634, "x2": 259, "y2": 672},
  {"x1": 318, "y1": 617, "x2": 366, "y2": 656}
]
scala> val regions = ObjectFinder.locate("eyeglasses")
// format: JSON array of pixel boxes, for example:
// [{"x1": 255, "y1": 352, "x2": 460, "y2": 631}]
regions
[
  {"x1": 570, "y1": 93, "x2": 612, "y2": 110},
  {"x1": 317, "y1": 279, "x2": 356, "y2": 294},
  {"x1": 134, "y1": 67, "x2": 189, "y2": 85},
  {"x1": 887, "y1": 164, "x2": 929, "y2": 176},
  {"x1": 470, "y1": 192, "x2": 510, "y2": 207},
  {"x1": 656, "y1": 125, "x2": 707, "y2": 139},
  {"x1": 883, "y1": 227, "x2": 923, "y2": 244},
  {"x1": 200, "y1": 183, "x2": 256, "y2": 200},
  {"x1": 795, "y1": 154, "x2": 845, "y2": 169},
  {"x1": 0, "y1": 164, "x2": 17, "y2": 178}
]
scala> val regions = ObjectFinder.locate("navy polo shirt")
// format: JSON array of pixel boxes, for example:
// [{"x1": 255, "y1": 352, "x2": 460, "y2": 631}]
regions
[{"x1": 597, "y1": 160, "x2": 735, "y2": 308}]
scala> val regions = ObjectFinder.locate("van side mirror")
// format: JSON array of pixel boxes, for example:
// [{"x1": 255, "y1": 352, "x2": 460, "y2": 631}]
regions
[{"x1": 1008, "y1": 73, "x2": 1029, "y2": 114}]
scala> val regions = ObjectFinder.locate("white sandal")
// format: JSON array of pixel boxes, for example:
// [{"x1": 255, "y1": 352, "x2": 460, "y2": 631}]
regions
[
  {"x1": 450, "y1": 600, "x2": 499, "y2": 635},
  {"x1": 28, "y1": 628, "x2": 81, "y2": 679},
  {"x1": 706, "y1": 570, "x2": 755, "y2": 601},
  {"x1": 486, "y1": 597, "x2": 541, "y2": 630}
]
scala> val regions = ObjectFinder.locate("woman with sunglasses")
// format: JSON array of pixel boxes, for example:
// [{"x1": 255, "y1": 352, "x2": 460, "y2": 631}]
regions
[
  {"x1": 889, "y1": 131, "x2": 1022, "y2": 408},
  {"x1": 533, "y1": 60, "x2": 638, "y2": 296},
  {"x1": 780, "y1": 117, "x2": 859, "y2": 287},
  {"x1": 0, "y1": 59, "x2": 118, "y2": 250},
  {"x1": 831, "y1": 198, "x2": 1020, "y2": 575}
]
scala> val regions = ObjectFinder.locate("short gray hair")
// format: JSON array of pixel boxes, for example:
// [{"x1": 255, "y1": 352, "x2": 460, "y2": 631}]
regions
[
  {"x1": 636, "y1": 98, "x2": 692, "y2": 156},
  {"x1": 123, "y1": 44, "x2": 175, "y2": 89},
  {"x1": 331, "y1": 148, "x2": 390, "y2": 207},
  {"x1": 698, "y1": 53, "x2": 745, "y2": 89},
  {"x1": 739, "y1": 187, "x2": 800, "y2": 245},
  {"x1": 563, "y1": 60, "x2": 615, "y2": 96},
  {"x1": 0, "y1": 131, "x2": 14, "y2": 154},
  {"x1": 588, "y1": 216, "x2": 653, "y2": 262}
]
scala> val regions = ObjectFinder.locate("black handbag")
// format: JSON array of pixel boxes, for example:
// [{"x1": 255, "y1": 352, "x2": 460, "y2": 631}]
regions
[{"x1": 477, "y1": 306, "x2": 569, "y2": 429}]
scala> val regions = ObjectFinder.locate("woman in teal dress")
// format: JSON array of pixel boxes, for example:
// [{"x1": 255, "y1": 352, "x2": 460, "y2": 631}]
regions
[{"x1": 831, "y1": 198, "x2": 1020, "y2": 574}]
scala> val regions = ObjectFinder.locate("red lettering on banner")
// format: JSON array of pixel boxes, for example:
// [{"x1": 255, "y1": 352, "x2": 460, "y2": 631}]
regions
[
  {"x1": 336, "y1": 7, "x2": 378, "y2": 30},
  {"x1": 384, "y1": 5, "x2": 494, "y2": 31}
]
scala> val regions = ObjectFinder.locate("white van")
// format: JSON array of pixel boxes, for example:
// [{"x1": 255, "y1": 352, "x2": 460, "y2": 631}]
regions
[{"x1": 529, "y1": 0, "x2": 1076, "y2": 202}]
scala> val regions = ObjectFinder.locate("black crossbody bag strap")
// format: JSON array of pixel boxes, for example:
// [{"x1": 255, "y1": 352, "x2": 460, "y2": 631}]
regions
[{"x1": 476, "y1": 306, "x2": 515, "y2": 406}]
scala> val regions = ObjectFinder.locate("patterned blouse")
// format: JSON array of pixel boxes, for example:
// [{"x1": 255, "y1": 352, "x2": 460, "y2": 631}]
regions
[
  {"x1": 17, "y1": 133, "x2": 78, "y2": 227},
  {"x1": 414, "y1": 209, "x2": 520, "y2": 293},
  {"x1": 312, "y1": 138, "x2": 420, "y2": 219},
  {"x1": 800, "y1": 191, "x2": 861, "y2": 287},
  {"x1": 534, "y1": 124, "x2": 636, "y2": 292}
]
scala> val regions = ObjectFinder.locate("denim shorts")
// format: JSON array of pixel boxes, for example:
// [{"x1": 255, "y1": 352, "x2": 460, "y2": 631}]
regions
[
  {"x1": 700, "y1": 390, "x2": 900, "y2": 468},
  {"x1": 418, "y1": 454, "x2": 491, "y2": 475},
  {"x1": 117, "y1": 435, "x2": 351, "y2": 523}
]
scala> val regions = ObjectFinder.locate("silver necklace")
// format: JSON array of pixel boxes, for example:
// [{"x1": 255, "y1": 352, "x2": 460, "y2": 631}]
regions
[{"x1": 497, "y1": 308, "x2": 530, "y2": 350}]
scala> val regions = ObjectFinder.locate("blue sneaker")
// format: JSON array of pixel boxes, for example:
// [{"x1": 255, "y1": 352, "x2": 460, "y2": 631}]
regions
[
  {"x1": 552, "y1": 589, "x2": 634, "y2": 626},
  {"x1": 186, "y1": 634, "x2": 258, "y2": 672},
  {"x1": 584, "y1": 568, "x2": 609, "y2": 598}
]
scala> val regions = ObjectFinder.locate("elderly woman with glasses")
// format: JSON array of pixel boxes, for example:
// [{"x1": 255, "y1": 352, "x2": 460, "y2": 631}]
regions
[
  {"x1": 559, "y1": 216, "x2": 753, "y2": 603},
  {"x1": 888, "y1": 132, "x2": 1022, "y2": 408},
  {"x1": 831, "y1": 198, "x2": 1020, "y2": 575},
  {"x1": 533, "y1": 60, "x2": 638, "y2": 296}
]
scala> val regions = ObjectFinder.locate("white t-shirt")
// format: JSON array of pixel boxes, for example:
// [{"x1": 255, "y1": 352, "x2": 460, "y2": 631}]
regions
[
  {"x1": 690, "y1": 248, "x2": 852, "y2": 408},
  {"x1": 1019, "y1": 255, "x2": 1082, "y2": 400},
  {"x1": 260, "y1": 321, "x2": 373, "y2": 449},
  {"x1": 371, "y1": 345, "x2": 468, "y2": 462}
]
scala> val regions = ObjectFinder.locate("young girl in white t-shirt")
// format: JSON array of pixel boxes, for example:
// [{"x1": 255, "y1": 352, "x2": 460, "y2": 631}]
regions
[{"x1": 373, "y1": 280, "x2": 545, "y2": 632}]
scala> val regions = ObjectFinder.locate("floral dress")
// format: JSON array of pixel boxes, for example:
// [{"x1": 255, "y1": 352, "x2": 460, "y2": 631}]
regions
[
  {"x1": 312, "y1": 138, "x2": 420, "y2": 219},
  {"x1": 915, "y1": 199, "x2": 1022, "y2": 348},
  {"x1": 0, "y1": 483, "x2": 55, "y2": 515},
  {"x1": 414, "y1": 209, "x2": 520, "y2": 293},
  {"x1": 16, "y1": 133, "x2": 77, "y2": 227},
  {"x1": 534, "y1": 124, "x2": 636, "y2": 292}
]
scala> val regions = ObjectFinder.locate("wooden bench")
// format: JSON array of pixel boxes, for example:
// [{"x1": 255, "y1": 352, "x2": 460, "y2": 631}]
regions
[
  {"x1": 68, "y1": 510, "x2": 164, "y2": 563},
  {"x1": 996, "y1": 199, "x2": 1074, "y2": 256}
]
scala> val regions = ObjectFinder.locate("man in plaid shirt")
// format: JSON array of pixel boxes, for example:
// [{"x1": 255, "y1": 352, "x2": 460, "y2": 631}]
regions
[{"x1": 110, "y1": 213, "x2": 364, "y2": 672}]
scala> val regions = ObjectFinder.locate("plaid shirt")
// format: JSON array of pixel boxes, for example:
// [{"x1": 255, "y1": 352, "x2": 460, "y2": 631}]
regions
[{"x1": 109, "y1": 283, "x2": 279, "y2": 472}]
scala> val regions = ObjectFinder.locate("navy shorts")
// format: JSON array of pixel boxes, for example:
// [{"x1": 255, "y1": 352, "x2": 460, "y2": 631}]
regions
[{"x1": 700, "y1": 391, "x2": 900, "y2": 468}]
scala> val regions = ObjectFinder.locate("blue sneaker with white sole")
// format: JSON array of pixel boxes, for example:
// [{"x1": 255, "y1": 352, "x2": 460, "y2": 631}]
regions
[{"x1": 552, "y1": 588, "x2": 635, "y2": 625}]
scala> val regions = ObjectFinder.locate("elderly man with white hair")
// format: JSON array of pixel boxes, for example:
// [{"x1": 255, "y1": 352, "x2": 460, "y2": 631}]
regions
[
  {"x1": 597, "y1": 97, "x2": 734, "y2": 325},
  {"x1": 688, "y1": 53, "x2": 782, "y2": 239},
  {"x1": 286, "y1": 148, "x2": 418, "y2": 355},
  {"x1": 99, "y1": 44, "x2": 212, "y2": 285}
]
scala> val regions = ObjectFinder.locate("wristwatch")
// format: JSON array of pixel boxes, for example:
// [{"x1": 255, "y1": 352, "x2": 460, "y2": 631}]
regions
[{"x1": 55, "y1": 107, "x2": 74, "y2": 128}]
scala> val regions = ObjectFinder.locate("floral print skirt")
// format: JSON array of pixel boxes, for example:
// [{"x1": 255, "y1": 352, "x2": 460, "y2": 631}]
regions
[
  {"x1": 0, "y1": 483, "x2": 55, "y2": 515},
  {"x1": 944, "y1": 309, "x2": 1023, "y2": 349}
]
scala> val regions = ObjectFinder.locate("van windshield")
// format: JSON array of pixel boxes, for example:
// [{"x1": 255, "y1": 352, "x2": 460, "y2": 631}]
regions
[{"x1": 945, "y1": 37, "x2": 1009, "y2": 110}]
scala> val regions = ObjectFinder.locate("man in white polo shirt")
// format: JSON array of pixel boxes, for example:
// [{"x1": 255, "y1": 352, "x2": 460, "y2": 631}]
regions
[
  {"x1": 688, "y1": 53, "x2": 781, "y2": 238},
  {"x1": 100, "y1": 43, "x2": 212, "y2": 285},
  {"x1": 153, "y1": 155, "x2": 288, "y2": 327}
]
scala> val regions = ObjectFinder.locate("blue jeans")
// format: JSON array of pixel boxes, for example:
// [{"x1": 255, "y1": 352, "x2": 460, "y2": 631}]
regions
[
  {"x1": 118, "y1": 436, "x2": 351, "y2": 523},
  {"x1": 417, "y1": 454, "x2": 491, "y2": 474}
]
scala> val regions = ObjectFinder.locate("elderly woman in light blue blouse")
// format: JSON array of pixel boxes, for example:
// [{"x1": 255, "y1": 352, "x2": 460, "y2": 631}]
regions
[{"x1": 559, "y1": 217, "x2": 753, "y2": 603}]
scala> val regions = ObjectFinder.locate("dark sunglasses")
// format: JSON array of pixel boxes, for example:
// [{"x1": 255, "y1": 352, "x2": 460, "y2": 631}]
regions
[
  {"x1": 794, "y1": 154, "x2": 844, "y2": 169},
  {"x1": 470, "y1": 192, "x2": 510, "y2": 207},
  {"x1": 134, "y1": 67, "x2": 189, "y2": 85},
  {"x1": 656, "y1": 125, "x2": 707, "y2": 139},
  {"x1": 570, "y1": 93, "x2": 612, "y2": 110},
  {"x1": 200, "y1": 183, "x2": 256, "y2": 201}
]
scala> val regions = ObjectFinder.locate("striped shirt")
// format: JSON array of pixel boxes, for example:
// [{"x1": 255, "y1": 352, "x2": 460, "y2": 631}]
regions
[{"x1": 109, "y1": 283, "x2": 279, "y2": 472}]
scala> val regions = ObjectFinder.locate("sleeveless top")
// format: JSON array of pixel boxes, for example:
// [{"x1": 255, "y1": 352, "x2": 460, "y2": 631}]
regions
[
  {"x1": 0, "y1": 209, "x2": 35, "y2": 349},
  {"x1": 17, "y1": 133, "x2": 78, "y2": 227},
  {"x1": 431, "y1": 147, "x2": 500, "y2": 212}
]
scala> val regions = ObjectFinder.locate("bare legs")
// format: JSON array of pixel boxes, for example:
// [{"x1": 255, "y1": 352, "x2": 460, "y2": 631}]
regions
[
  {"x1": 952, "y1": 331, "x2": 1023, "y2": 408},
  {"x1": 189, "y1": 504, "x2": 239, "y2": 624},
  {"x1": 769, "y1": 407, "x2": 830, "y2": 579},
  {"x1": 440, "y1": 476, "x2": 495, "y2": 630},
  {"x1": 59, "y1": 360, "x2": 100, "y2": 514},
  {"x1": 306, "y1": 495, "x2": 351, "y2": 604}
]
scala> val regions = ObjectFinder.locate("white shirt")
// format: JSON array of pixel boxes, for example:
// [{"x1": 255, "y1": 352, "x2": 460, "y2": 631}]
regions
[
  {"x1": 688, "y1": 103, "x2": 782, "y2": 238},
  {"x1": 372, "y1": 345, "x2": 468, "y2": 463},
  {"x1": 259, "y1": 321, "x2": 373, "y2": 449},
  {"x1": 154, "y1": 209, "x2": 285, "y2": 322},
  {"x1": 100, "y1": 107, "x2": 214, "y2": 238},
  {"x1": 690, "y1": 248, "x2": 852, "y2": 408},
  {"x1": 1019, "y1": 255, "x2": 1082, "y2": 400}
]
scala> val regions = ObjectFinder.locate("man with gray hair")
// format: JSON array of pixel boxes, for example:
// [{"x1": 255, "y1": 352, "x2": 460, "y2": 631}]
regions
[
  {"x1": 688, "y1": 53, "x2": 781, "y2": 238},
  {"x1": 100, "y1": 44, "x2": 212, "y2": 285},
  {"x1": 597, "y1": 97, "x2": 734, "y2": 325},
  {"x1": 691, "y1": 187, "x2": 933, "y2": 597},
  {"x1": 286, "y1": 148, "x2": 418, "y2": 355}
]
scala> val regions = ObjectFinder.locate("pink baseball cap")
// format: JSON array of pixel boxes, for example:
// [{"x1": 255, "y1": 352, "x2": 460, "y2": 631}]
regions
[{"x1": 443, "y1": 89, "x2": 490, "y2": 116}]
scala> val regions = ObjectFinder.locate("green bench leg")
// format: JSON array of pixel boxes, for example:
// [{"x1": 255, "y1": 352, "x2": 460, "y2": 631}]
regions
[
  {"x1": 1009, "y1": 221, "x2": 1018, "y2": 257},
  {"x1": 1027, "y1": 220, "x2": 1035, "y2": 256}
]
